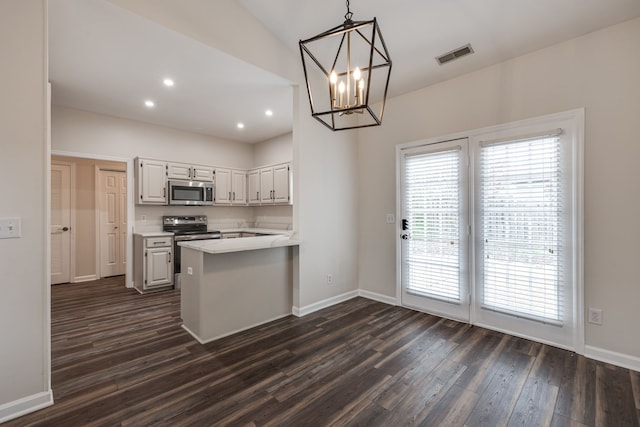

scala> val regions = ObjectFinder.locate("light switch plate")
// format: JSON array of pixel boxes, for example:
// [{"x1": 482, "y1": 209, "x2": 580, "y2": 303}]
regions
[
  {"x1": 0, "y1": 217, "x2": 22, "y2": 239},
  {"x1": 385, "y1": 214, "x2": 395, "y2": 224}
]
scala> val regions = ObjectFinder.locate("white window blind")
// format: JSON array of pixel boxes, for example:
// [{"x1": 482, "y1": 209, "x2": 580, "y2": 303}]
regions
[
  {"x1": 404, "y1": 147, "x2": 461, "y2": 303},
  {"x1": 479, "y1": 134, "x2": 564, "y2": 324}
]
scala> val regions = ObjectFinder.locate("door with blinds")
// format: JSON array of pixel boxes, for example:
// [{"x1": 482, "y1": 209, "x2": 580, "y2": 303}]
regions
[
  {"x1": 399, "y1": 112, "x2": 581, "y2": 350},
  {"x1": 472, "y1": 129, "x2": 576, "y2": 349},
  {"x1": 400, "y1": 139, "x2": 470, "y2": 322}
]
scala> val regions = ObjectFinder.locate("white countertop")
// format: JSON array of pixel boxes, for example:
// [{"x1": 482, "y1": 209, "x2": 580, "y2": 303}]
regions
[
  {"x1": 179, "y1": 234, "x2": 301, "y2": 254},
  {"x1": 134, "y1": 231, "x2": 174, "y2": 238},
  {"x1": 216, "y1": 228, "x2": 293, "y2": 236}
]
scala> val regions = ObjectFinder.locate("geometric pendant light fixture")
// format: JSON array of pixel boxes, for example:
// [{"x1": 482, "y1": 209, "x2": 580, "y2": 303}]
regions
[{"x1": 299, "y1": 0, "x2": 392, "y2": 131}]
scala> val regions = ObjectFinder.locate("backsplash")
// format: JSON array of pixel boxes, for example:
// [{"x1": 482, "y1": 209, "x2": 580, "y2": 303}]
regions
[{"x1": 134, "y1": 205, "x2": 292, "y2": 232}]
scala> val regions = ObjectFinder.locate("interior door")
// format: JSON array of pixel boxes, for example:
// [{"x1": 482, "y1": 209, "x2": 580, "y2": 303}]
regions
[
  {"x1": 99, "y1": 169, "x2": 127, "y2": 277},
  {"x1": 51, "y1": 163, "x2": 71, "y2": 284},
  {"x1": 400, "y1": 139, "x2": 470, "y2": 321}
]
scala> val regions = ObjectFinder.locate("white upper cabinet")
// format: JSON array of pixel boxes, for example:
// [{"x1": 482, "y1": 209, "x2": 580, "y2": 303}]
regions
[
  {"x1": 215, "y1": 168, "x2": 248, "y2": 205},
  {"x1": 136, "y1": 158, "x2": 166, "y2": 204},
  {"x1": 231, "y1": 170, "x2": 246, "y2": 205},
  {"x1": 272, "y1": 164, "x2": 291, "y2": 204},
  {"x1": 247, "y1": 170, "x2": 260, "y2": 205},
  {"x1": 214, "y1": 168, "x2": 232, "y2": 204},
  {"x1": 167, "y1": 162, "x2": 213, "y2": 182},
  {"x1": 260, "y1": 163, "x2": 291, "y2": 205}
]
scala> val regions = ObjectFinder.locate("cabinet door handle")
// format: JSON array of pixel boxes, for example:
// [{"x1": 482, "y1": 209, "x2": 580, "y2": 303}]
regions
[
  {"x1": 257, "y1": 192, "x2": 259, "y2": 200},
  {"x1": 228, "y1": 192, "x2": 231, "y2": 200},
  {"x1": 167, "y1": 252, "x2": 171, "y2": 263},
  {"x1": 163, "y1": 187, "x2": 166, "y2": 198},
  {"x1": 233, "y1": 191, "x2": 235, "y2": 201}
]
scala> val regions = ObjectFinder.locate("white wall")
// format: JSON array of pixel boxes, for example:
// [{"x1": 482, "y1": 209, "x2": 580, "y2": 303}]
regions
[
  {"x1": 358, "y1": 18, "x2": 640, "y2": 362},
  {"x1": 0, "y1": 0, "x2": 52, "y2": 420},
  {"x1": 253, "y1": 132, "x2": 292, "y2": 167},
  {"x1": 52, "y1": 106, "x2": 254, "y2": 168}
]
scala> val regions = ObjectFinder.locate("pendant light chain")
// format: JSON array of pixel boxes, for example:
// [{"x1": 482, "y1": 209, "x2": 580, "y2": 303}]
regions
[{"x1": 344, "y1": 0, "x2": 353, "y2": 22}]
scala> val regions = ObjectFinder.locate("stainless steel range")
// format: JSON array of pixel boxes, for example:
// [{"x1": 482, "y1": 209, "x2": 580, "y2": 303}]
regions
[{"x1": 163, "y1": 216, "x2": 221, "y2": 278}]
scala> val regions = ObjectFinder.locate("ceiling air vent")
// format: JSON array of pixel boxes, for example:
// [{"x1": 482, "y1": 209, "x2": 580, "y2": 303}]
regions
[{"x1": 436, "y1": 44, "x2": 474, "y2": 65}]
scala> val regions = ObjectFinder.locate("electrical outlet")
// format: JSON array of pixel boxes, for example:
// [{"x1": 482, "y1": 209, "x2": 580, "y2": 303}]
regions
[
  {"x1": 327, "y1": 274, "x2": 334, "y2": 284},
  {"x1": 385, "y1": 214, "x2": 395, "y2": 224},
  {"x1": 187, "y1": 267, "x2": 193, "y2": 275},
  {"x1": 588, "y1": 308, "x2": 603, "y2": 325}
]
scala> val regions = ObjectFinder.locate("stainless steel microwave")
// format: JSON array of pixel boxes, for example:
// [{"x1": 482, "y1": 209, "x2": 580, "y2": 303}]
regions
[{"x1": 168, "y1": 180, "x2": 214, "y2": 206}]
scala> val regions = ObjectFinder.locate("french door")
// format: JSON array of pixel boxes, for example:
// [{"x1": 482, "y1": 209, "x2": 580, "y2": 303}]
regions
[
  {"x1": 400, "y1": 139, "x2": 470, "y2": 322},
  {"x1": 399, "y1": 112, "x2": 581, "y2": 350}
]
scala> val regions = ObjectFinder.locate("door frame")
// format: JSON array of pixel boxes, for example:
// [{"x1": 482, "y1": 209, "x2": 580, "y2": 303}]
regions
[
  {"x1": 52, "y1": 150, "x2": 134, "y2": 288},
  {"x1": 50, "y1": 160, "x2": 76, "y2": 283}
]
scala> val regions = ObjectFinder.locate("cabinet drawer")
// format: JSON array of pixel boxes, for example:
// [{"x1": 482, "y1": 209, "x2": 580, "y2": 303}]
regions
[{"x1": 145, "y1": 237, "x2": 172, "y2": 247}]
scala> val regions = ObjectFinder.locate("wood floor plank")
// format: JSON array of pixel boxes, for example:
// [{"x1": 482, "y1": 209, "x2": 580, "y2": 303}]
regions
[
  {"x1": 5, "y1": 277, "x2": 640, "y2": 427},
  {"x1": 595, "y1": 363, "x2": 639, "y2": 427}
]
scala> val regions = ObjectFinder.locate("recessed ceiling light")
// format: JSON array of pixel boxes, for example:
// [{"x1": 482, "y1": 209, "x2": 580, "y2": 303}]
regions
[
  {"x1": 265, "y1": 109, "x2": 273, "y2": 117},
  {"x1": 144, "y1": 100, "x2": 155, "y2": 108},
  {"x1": 163, "y1": 78, "x2": 174, "y2": 87},
  {"x1": 237, "y1": 123, "x2": 245, "y2": 129}
]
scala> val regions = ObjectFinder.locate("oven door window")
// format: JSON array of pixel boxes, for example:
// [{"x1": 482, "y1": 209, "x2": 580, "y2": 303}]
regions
[{"x1": 172, "y1": 186, "x2": 203, "y2": 202}]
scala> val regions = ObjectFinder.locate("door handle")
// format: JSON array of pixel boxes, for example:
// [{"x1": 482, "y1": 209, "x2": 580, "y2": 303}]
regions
[{"x1": 62, "y1": 226, "x2": 69, "y2": 232}]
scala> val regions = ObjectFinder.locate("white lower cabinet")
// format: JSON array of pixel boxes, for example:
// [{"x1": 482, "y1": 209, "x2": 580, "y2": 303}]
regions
[{"x1": 134, "y1": 234, "x2": 174, "y2": 293}]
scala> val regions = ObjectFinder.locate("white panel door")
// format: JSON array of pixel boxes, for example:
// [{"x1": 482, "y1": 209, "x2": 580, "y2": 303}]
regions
[
  {"x1": 119, "y1": 172, "x2": 127, "y2": 273},
  {"x1": 51, "y1": 163, "x2": 71, "y2": 285},
  {"x1": 100, "y1": 170, "x2": 126, "y2": 277}
]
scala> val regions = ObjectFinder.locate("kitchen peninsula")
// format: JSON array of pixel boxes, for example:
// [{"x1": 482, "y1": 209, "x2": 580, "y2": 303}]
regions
[{"x1": 178, "y1": 233, "x2": 301, "y2": 344}]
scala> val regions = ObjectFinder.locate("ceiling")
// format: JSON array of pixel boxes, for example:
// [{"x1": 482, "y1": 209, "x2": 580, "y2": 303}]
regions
[
  {"x1": 49, "y1": 0, "x2": 640, "y2": 144},
  {"x1": 48, "y1": 0, "x2": 294, "y2": 144}
]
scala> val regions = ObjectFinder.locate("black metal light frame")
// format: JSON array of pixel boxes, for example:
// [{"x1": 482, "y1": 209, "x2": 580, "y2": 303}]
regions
[{"x1": 299, "y1": 3, "x2": 392, "y2": 131}]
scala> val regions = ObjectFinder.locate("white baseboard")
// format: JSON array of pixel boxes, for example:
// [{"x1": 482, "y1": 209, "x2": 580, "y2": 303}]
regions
[
  {"x1": 182, "y1": 312, "x2": 292, "y2": 345},
  {"x1": 358, "y1": 289, "x2": 398, "y2": 306},
  {"x1": 73, "y1": 274, "x2": 98, "y2": 283},
  {"x1": 0, "y1": 390, "x2": 53, "y2": 424},
  {"x1": 292, "y1": 290, "x2": 359, "y2": 317},
  {"x1": 584, "y1": 345, "x2": 640, "y2": 372}
]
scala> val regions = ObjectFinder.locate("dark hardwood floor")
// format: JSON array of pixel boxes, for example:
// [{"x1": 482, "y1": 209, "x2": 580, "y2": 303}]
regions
[{"x1": 6, "y1": 277, "x2": 640, "y2": 426}]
